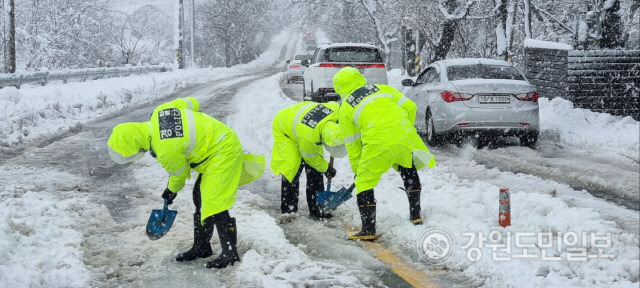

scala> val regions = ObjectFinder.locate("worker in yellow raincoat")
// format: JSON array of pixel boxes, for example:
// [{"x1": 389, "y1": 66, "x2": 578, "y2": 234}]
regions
[
  {"x1": 333, "y1": 67, "x2": 437, "y2": 241},
  {"x1": 107, "y1": 97, "x2": 264, "y2": 269},
  {"x1": 271, "y1": 101, "x2": 346, "y2": 220}
]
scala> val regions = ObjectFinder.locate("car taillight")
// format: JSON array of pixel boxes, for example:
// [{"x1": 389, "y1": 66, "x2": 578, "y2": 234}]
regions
[
  {"x1": 318, "y1": 63, "x2": 349, "y2": 68},
  {"x1": 356, "y1": 64, "x2": 386, "y2": 69},
  {"x1": 317, "y1": 63, "x2": 386, "y2": 69},
  {"x1": 514, "y1": 91, "x2": 538, "y2": 102},
  {"x1": 441, "y1": 91, "x2": 473, "y2": 102},
  {"x1": 289, "y1": 64, "x2": 300, "y2": 69}
]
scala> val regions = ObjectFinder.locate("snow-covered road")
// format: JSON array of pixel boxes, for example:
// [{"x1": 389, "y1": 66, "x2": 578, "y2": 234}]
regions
[{"x1": 1, "y1": 30, "x2": 638, "y2": 288}]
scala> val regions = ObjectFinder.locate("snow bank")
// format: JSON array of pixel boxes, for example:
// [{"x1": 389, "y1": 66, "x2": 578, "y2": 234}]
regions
[
  {"x1": 524, "y1": 38, "x2": 574, "y2": 51},
  {"x1": 539, "y1": 97, "x2": 639, "y2": 161},
  {"x1": 0, "y1": 30, "x2": 291, "y2": 148},
  {"x1": 0, "y1": 168, "x2": 91, "y2": 288}
]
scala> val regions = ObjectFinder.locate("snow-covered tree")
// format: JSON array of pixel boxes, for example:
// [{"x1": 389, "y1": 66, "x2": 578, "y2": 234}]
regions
[
  {"x1": 1, "y1": 0, "x2": 638, "y2": 72},
  {"x1": 430, "y1": 0, "x2": 476, "y2": 62},
  {"x1": 196, "y1": 0, "x2": 279, "y2": 67},
  {"x1": 113, "y1": 5, "x2": 173, "y2": 66},
  {"x1": 12, "y1": 0, "x2": 119, "y2": 70},
  {"x1": 601, "y1": 0, "x2": 625, "y2": 48}
]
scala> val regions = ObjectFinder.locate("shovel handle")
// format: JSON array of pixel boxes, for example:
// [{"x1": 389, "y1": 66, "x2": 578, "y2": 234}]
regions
[
  {"x1": 161, "y1": 199, "x2": 169, "y2": 219},
  {"x1": 326, "y1": 157, "x2": 335, "y2": 180}
]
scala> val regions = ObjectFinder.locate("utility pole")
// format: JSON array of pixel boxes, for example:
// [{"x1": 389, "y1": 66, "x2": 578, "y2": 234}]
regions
[
  {"x1": 190, "y1": 0, "x2": 195, "y2": 67},
  {"x1": 401, "y1": 26, "x2": 407, "y2": 75},
  {"x1": 3, "y1": 0, "x2": 16, "y2": 73},
  {"x1": 177, "y1": 0, "x2": 185, "y2": 69}
]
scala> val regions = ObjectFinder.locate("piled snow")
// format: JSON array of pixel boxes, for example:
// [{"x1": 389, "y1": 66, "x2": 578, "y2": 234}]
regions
[
  {"x1": 539, "y1": 97, "x2": 639, "y2": 162},
  {"x1": 524, "y1": 38, "x2": 574, "y2": 50},
  {"x1": 0, "y1": 30, "x2": 291, "y2": 147},
  {"x1": 0, "y1": 168, "x2": 91, "y2": 288}
]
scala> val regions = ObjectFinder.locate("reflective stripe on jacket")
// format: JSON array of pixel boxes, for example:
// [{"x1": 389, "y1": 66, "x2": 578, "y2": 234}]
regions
[
  {"x1": 270, "y1": 101, "x2": 341, "y2": 182},
  {"x1": 150, "y1": 97, "x2": 240, "y2": 193},
  {"x1": 149, "y1": 97, "x2": 263, "y2": 222},
  {"x1": 333, "y1": 67, "x2": 436, "y2": 193},
  {"x1": 108, "y1": 97, "x2": 264, "y2": 222}
]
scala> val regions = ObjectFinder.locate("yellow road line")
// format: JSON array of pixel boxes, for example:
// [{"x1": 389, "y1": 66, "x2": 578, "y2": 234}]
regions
[{"x1": 346, "y1": 227, "x2": 441, "y2": 288}]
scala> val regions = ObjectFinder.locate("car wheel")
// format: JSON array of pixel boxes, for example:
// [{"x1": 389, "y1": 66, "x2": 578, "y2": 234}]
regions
[
  {"x1": 425, "y1": 110, "x2": 442, "y2": 146},
  {"x1": 519, "y1": 131, "x2": 538, "y2": 148}
]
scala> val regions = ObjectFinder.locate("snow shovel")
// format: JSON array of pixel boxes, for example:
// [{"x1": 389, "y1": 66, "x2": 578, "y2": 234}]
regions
[
  {"x1": 316, "y1": 157, "x2": 354, "y2": 210},
  {"x1": 146, "y1": 199, "x2": 178, "y2": 240},
  {"x1": 320, "y1": 183, "x2": 355, "y2": 210}
]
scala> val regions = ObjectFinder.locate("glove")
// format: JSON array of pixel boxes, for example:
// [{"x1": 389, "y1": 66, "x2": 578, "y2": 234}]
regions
[
  {"x1": 161, "y1": 188, "x2": 177, "y2": 205},
  {"x1": 324, "y1": 166, "x2": 337, "y2": 179}
]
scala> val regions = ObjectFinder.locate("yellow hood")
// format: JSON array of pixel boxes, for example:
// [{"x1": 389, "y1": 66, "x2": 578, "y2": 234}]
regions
[
  {"x1": 333, "y1": 67, "x2": 367, "y2": 101},
  {"x1": 107, "y1": 122, "x2": 151, "y2": 160}
]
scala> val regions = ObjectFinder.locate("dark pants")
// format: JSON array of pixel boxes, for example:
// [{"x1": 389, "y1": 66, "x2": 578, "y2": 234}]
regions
[
  {"x1": 364, "y1": 164, "x2": 421, "y2": 197},
  {"x1": 193, "y1": 174, "x2": 231, "y2": 222},
  {"x1": 193, "y1": 174, "x2": 204, "y2": 215},
  {"x1": 281, "y1": 161, "x2": 325, "y2": 216}
]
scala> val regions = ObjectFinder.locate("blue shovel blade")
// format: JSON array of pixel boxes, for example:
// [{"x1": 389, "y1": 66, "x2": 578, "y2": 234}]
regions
[
  {"x1": 316, "y1": 190, "x2": 334, "y2": 207},
  {"x1": 146, "y1": 200, "x2": 178, "y2": 240},
  {"x1": 326, "y1": 184, "x2": 355, "y2": 210},
  {"x1": 315, "y1": 180, "x2": 334, "y2": 207}
]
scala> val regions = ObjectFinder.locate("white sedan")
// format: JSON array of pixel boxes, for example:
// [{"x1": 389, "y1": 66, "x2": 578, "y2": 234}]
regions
[
  {"x1": 285, "y1": 54, "x2": 312, "y2": 83},
  {"x1": 402, "y1": 58, "x2": 540, "y2": 147}
]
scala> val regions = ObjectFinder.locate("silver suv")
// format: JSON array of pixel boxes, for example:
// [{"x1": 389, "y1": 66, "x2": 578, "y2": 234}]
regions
[{"x1": 302, "y1": 43, "x2": 388, "y2": 102}]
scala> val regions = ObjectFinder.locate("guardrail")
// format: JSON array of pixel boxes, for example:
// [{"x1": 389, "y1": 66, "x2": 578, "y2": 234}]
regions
[{"x1": 0, "y1": 64, "x2": 170, "y2": 88}]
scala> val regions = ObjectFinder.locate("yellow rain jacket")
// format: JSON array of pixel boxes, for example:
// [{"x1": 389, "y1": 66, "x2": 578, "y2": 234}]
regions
[
  {"x1": 108, "y1": 97, "x2": 264, "y2": 223},
  {"x1": 333, "y1": 67, "x2": 436, "y2": 194},
  {"x1": 271, "y1": 101, "x2": 343, "y2": 182}
]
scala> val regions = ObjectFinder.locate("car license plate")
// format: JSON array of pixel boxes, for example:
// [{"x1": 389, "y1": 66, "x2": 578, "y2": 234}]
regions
[{"x1": 478, "y1": 95, "x2": 510, "y2": 104}]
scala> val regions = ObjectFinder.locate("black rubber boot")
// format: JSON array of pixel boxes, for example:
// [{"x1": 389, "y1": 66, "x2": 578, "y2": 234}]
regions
[
  {"x1": 407, "y1": 189, "x2": 423, "y2": 225},
  {"x1": 176, "y1": 213, "x2": 214, "y2": 262},
  {"x1": 348, "y1": 189, "x2": 377, "y2": 241},
  {"x1": 206, "y1": 216, "x2": 241, "y2": 269},
  {"x1": 400, "y1": 165, "x2": 423, "y2": 225}
]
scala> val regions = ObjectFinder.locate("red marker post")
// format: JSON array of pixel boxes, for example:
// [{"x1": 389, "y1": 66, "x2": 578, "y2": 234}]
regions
[{"x1": 499, "y1": 188, "x2": 511, "y2": 227}]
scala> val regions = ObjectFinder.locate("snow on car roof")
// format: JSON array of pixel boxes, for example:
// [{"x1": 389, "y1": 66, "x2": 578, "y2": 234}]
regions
[
  {"x1": 316, "y1": 42, "x2": 380, "y2": 49},
  {"x1": 436, "y1": 58, "x2": 513, "y2": 67}
]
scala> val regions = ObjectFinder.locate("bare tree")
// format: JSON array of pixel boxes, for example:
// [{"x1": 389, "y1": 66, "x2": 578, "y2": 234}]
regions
[
  {"x1": 13, "y1": 0, "x2": 119, "y2": 70},
  {"x1": 2, "y1": 0, "x2": 16, "y2": 73},
  {"x1": 523, "y1": 0, "x2": 532, "y2": 39},
  {"x1": 197, "y1": 0, "x2": 274, "y2": 68},
  {"x1": 495, "y1": 0, "x2": 517, "y2": 60},
  {"x1": 357, "y1": 0, "x2": 398, "y2": 66},
  {"x1": 431, "y1": 0, "x2": 476, "y2": 62},
  {"x1": 114, "y1": 5, "x2": 172, "y2": 65}
]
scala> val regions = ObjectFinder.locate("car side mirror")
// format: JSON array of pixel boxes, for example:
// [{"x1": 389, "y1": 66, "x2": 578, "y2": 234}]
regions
[
  {"x1": 401, "y1": 79, "x2": 415, "y2": 86},
  {"x1": 301, "y1": 59, "x2": 309, "y2": 67},
  {"x1": 286, "y1": 60, "x2": 290, "y2": 64}
]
